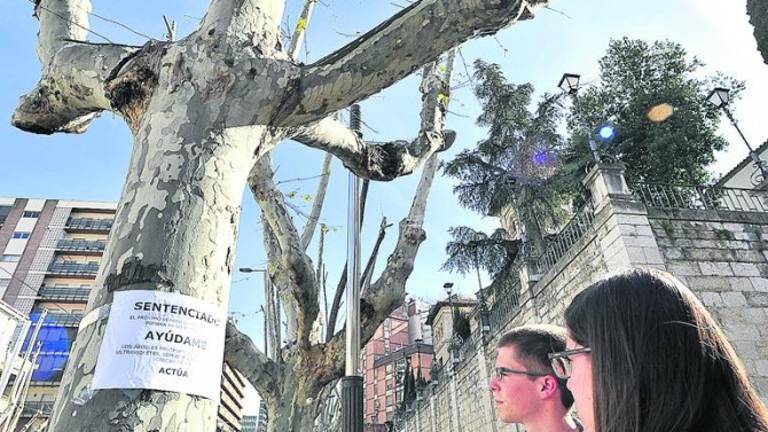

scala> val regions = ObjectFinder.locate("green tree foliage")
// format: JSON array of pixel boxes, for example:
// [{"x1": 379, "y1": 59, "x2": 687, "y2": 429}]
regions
[
  {"x1": 443, "y1": 60, "x2": 571, "y2": 256},
  {"x1": 441, "y1": 226, "x2": 518, "y2": 279},
  {"x1": 568, "y1": 37, "x2": 744, "y2": 185},
  {"x1": 747, "y1": 0, "x2": 768, "y2": 64},
  {"x1": 452, "y1": 308, "x2": 472, "y2": 341}
]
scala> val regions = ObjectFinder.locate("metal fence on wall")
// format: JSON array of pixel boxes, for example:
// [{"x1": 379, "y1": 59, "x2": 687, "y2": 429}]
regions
[
  {"x1": 534, "y1": 203, "x2": 595, "y2": 276},
  {"x1": 632, "y1": 182, "x2": 768, "y2": 213}
]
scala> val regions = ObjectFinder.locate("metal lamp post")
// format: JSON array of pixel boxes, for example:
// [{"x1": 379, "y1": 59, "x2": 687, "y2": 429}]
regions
[
  {"x1": 558, "y1": 73, "x2": 616, "y2": 164},
  {"x1": 707, "y1": 87, "x2": 768, "y2": 185},
  {"x1": 343, "y1": 104, "x2": 364, "y2": 432},
  {"x1": 475, "y1": 288, "x2": 491, "y2": 338},
  {"x1": 238, "y1": 267, "x2": 274, "y2": 358}
]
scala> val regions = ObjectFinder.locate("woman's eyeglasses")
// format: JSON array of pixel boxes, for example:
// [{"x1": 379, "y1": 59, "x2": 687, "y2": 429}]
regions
[{"x1": 547, "y1": 347, "x2": 592, "y2": 379}]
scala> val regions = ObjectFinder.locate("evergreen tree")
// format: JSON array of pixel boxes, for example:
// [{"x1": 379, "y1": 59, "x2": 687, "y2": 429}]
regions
[{"x1": 567, "y1": 37, "x2": 744, "y2": 185}]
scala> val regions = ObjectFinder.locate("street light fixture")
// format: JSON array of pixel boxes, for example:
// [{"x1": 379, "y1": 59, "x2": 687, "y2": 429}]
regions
[
  {"x1": 238, "y1": 267, "x2": 273, "y2": 358},
  {"x1": 557, "y1": 73, "x2": 581, "y2": 94},
  {"x1": 706, "y1": 87, "x2": 768, "y2": 186},
  {"x1": 558, "y1": 72, "x2": 604, "y2": 163},
  {"x1": 707, "y1": 87, "x2": 730, "y2": 108},
  {"x1": 475, "y1": 289, "x2": 491, "y2": 337}
]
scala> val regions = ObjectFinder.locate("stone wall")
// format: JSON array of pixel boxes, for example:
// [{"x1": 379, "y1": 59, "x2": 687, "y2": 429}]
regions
[
  {"x1": 648, "y1": 207, "x2": 768, "y2": 399},
  {"x1": 395, "y1": 166, "x2": 768, "y2": 431}
]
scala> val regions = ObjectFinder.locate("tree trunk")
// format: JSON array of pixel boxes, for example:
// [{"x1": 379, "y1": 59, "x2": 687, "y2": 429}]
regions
[{"x1": 49, "y1": 109, "x2": 278, "y2": 430}]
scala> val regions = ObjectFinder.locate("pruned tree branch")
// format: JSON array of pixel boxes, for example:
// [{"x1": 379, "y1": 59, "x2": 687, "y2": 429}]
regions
[
  {"x1": 300, "y1": 153, "x2": 332, "y2": 250},
  {"x1": 361, "y1": 217, "x2": 393, "y2": 297},
  {"x1": 224, "y1": 320, "x2": 282, "y2": 399},
  {"x1": 13, "y1": 41, "x2": 136, "y2": 134},
  {"x1": 318, "y1": 51, "x2": 455, "y2": 384},
  {"x1": 249, "y1": 154, "x2": 318, "y2": 348},
  {"x1": 291, "y1": 116, "x2": 456, "y2": 181},
  {"x1": 288, "y1": 0, "x2": 317, "y2": 60},
  {"x1": 272, "y1": 0, "x2": 540, "y2": 125},
  {"x1": 199, "y1": 0, "x2": 285, "y2": 55}
]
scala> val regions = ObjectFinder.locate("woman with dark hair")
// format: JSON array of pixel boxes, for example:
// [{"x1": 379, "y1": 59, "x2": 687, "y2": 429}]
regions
[{"x1": 548, "y1": 268, "x2": 768, "y2": 432}]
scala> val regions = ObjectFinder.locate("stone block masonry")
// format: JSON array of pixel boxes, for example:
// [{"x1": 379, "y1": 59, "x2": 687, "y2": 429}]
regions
[{"x1": 396, "y1": 166, "x2": 768, "y2": 431}]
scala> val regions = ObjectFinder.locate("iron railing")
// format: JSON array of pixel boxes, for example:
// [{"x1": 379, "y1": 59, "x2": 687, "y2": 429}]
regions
[
  {"x1": 38, "y1": 286, "x2": 91, "y2": 302},
  {"x1": 42, "y1": 312, "x2": 83, "y2": 327},
  {"x1": 632, "y1": 183, "x2": 768, "y2": 213},
  {"x1": 534, "y1": 203, "x2": 595, "y2": 276},
  {"x1": 21, "y1": 401, "x2": 54, "y2": 416},
  {"x1": 487, "y1": 270, "x2": 522, "y2": 331},
  {"x1": 65, "y1": 217, "x2": 113, "y2": 232},
  {"x1": 47, "y1": 262, "x2": 99, "y2": 277},
  {"x1": 56, "y1": 239, "x2": 106, "y2": 253}
]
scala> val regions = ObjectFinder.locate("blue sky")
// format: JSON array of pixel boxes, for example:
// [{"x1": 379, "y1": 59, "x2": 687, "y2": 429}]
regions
[{"x1": 1, "y1": 0, "x2": 767, "y2": 401}]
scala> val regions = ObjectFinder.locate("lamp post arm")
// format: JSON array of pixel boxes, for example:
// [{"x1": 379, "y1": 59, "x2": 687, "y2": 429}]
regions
[{"x1": 722, "y1": 106, "x2": 756, "y2": 153}]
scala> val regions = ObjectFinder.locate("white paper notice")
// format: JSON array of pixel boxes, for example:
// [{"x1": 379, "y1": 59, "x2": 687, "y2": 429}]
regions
[{"x1": 92, "y1": 290, "x2": 226, "y2": 400}]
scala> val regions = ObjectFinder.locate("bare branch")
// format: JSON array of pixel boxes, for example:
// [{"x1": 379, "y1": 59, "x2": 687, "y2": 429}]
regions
[
  {"x1": 288, "y1": 0, "x2": 317, "y2": 60},
  {"x1": 319, "y1": 52, "x2": 456, "y2": 383},
  {"x1": 291, "y1": 117, "x2": 456, "y2": 181},
  {"x1": 199, "y1": 0, "x2": 285, "y2": 55},
  {"x1": 272, "y1": 0, "x2": 541, "y2": 125},
  {"x1": 35, "y1": 0, "x2": 90, "y2": 63},
  {"x1": 300, "y1": 153, "x2": 332, "y2": 250},
  {"x1": 13, "y1": 41, "x2": 136, "y2": 134},
  {"x1": 224, "y1": 320, "x2": 282, "y2": 399},
  {"x1": 361, "y1": 217, "x2": 393, "y2": 297},
  {"x1": 249, "y1": 154, "x2": 319, "y2": 347}
]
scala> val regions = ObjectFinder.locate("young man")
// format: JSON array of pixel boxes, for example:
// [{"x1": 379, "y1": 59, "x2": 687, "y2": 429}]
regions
[{"x1": 489, "y1": 325, "x2": 582, "y2": 432}]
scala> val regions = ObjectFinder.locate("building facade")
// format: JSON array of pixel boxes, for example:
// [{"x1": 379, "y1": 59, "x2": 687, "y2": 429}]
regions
[
  {"x1": 0, "y1": 197, "x2": 245, "y2": 430},
  {"x1": 362, "y1": 298, "x2": 435, "y2": 431}
]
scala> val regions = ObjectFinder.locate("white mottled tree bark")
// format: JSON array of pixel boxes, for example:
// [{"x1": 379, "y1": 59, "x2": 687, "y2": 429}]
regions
[{"x1": 13, "y1": 0, "x2": 549, "y2": 430}]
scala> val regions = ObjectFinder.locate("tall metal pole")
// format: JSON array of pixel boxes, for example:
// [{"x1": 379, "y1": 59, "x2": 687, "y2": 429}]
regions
[
  {"x1": 342, "y1": 104, "x2": 364, "y2": 432},
  {"x1": 722, "y1": 106, "x2": 768, "y2": 182}
]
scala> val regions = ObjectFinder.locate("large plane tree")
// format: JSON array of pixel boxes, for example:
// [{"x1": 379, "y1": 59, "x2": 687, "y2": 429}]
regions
[{"x1": 12, "y1": 0, "x2": 549, "y2": 430}]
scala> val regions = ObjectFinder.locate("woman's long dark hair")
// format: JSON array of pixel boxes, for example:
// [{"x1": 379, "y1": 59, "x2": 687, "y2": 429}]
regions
[{"x1": 565, "y1": 269, "x2": 768, "y2": 432}]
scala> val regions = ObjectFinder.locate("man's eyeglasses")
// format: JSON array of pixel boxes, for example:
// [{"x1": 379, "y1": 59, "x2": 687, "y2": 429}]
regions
[
  {"x1": 493, "y1": 366, "x2": 549, "y2": 380},
  {"x1": 547, "y1": 347, "x2": 592, "y2": 379}
]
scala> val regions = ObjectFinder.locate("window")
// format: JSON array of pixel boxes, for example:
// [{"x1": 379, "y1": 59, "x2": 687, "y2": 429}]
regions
[
  {"x1": 22, "y1": 211, "x2": 40, "y2": 218},
  {"x1": 0, "y1": 279, "x2": 9, "y2": 289},
  {"x1": 1, "y1": 255, "x2": 20, "y2": 262},
  {"x1": 12, "y1": 232, "x2": 30, "y2": 239}
]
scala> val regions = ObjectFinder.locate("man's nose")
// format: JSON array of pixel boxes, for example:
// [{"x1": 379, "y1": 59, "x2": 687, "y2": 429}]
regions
[{"x1": 488, "y1": 377, "x2": 500, "y2": 392}]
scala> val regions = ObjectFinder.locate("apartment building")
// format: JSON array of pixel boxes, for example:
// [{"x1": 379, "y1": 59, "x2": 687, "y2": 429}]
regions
[
  {"x1": 0, "y1": 197, "x2": 245, "y2": 430},
  {"x1": 362, "y1": 298, "x2": 434, "y2": 431}
]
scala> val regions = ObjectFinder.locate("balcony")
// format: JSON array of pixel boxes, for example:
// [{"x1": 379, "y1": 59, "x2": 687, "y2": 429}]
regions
[
  {"x1": 38, "y1": 286, "x2": 91, "y2": 302},
  {"x1": 21, "y1": 401, "x2": 54, "y2": 416},
  {"x1": 46, "y1": 262, "x2": 99, "y2": 278},
  {"x1": 64, "y1": 218, "x2": 113, "y2": 233},
  {"x1": 55, "y1": 239, "x2": 106, "y2": 255},
  {"x1": 42, "y1": 312, "x2": 84, "y2": 327}
]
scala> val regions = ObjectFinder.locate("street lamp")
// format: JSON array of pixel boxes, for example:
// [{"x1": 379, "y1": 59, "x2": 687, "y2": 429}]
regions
[
  {"x1": 475, "y1": 289, "x2": 491, "y2": 337},
  {"x1": 706, "y1": 87, "x2": 768, "y2": 185},
  {"x1": 557, "y1": 73, "x2": 580, "y2": 95},
  {"x1": 443, "y1": 282, "x2": 454, "y2": 306},
  {"x1": 238, "y1": 267, "x2": 273, "y2": 358},
  {"x1": 558, "y1": 72, "x2": 607, "y2": 164}
]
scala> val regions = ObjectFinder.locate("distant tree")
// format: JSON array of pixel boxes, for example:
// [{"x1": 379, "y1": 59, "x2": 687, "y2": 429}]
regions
[
  {"x1": 747, "y1": 0, "x2": 768, "y2": 64},
  {"x1": 441, "y1": 226, "x2": 519, "y2": 291},
  {"x1": 443, "y1": 61, "x2": 571, "y2": 255},
  {"x1": 452, "y1": 308, "x2": 472, "y2": 341},
  {"x1": 567, "y1": 37, "x2": 744, "y2": 185}
]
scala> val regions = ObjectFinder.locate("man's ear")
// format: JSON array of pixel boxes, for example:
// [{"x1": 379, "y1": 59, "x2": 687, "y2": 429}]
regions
[{"x1": 538, "y1": 375, "x2": 559, "y2": 400}]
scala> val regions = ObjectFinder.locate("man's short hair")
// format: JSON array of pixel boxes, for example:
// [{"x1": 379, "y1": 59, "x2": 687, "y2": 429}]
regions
[{"x1": 497, "y1": 324, "x2": 575, "y2": 409}]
